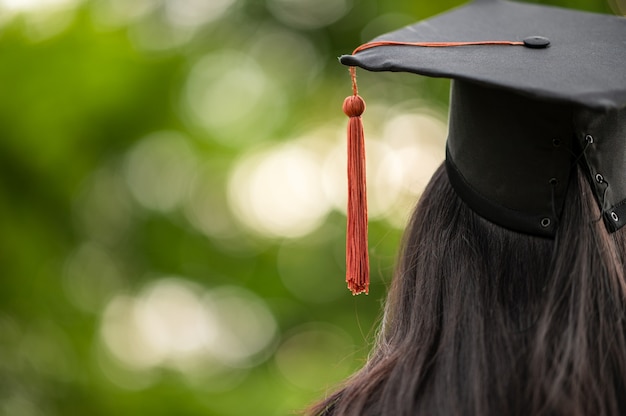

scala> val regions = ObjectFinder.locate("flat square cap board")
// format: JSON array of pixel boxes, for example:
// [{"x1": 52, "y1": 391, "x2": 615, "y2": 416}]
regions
[
  {"x1": 340, "y1": 0, "x2": 626, "y2": 111},
  {"x1": 339, "y1": 0, "x2": 626, "y2": 294}
]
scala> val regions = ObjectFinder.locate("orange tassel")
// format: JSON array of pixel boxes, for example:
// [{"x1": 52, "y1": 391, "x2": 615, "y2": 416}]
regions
[
  {"x1": 343, "y1": 67, "x2": 369, "y2": 295},
  {"x1": 341, "y1": 40, "x2": 526, "y2": 295}
]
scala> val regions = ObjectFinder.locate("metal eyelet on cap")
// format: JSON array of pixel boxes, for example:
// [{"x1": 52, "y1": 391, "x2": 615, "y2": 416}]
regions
[
  {"x1": 596, "y1": 173, "x2": 604, "y2": 183},
  {"x1": 585, "y1": 134, "x2": 594, "y2": 144},
  {"x1": 552, "y1": 138, "x2": 561, "y2": 147},
  {"x1": 611, "y1": 212, "x2": 619, "y2": 222},
  {"x1": 540, "y1": 218, "x2": 551, "y2": 228},
  {"x1": 548, "y1": 178, "x2": 558, "y2": 186}
]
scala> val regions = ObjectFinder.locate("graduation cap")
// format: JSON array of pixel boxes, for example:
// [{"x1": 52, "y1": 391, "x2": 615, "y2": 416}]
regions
[{"x1": 340, "y1": 0, "x2": 626, "y2": 295}]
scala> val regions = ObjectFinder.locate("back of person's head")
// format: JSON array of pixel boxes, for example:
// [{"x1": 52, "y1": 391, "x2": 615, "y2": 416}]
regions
[{"x1": 310, "y1": 164, "x2": 626, "y2": 416}]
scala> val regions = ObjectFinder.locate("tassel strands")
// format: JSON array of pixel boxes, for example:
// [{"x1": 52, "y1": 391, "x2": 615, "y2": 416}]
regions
[{"x1": 344, "y1": 67, "x2": 369, "y2": 295}]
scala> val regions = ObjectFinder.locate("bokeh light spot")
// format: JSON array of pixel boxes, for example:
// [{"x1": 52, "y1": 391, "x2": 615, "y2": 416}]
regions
[
  {"x1": 101, "y1": 294, "x2": 164, "y2": 370},
  {"x1": 0, "y1": 0, "x2": 77, "y2": 12},
  {"x1": 228, "y1": 140, "x2": 331, "y2": 238},
  {"x1": 92, "y1": 0, "x2": 236, "y2": 28},
  {"x1": 267, "y1": 0, "x2": 350, "y2": 29},
  {"x1": 184, "y1": 162, "x2": 238, "y2": 240},
  {"x1": 323, "y1": 136, "x2": 403, "y2": 219},
  {"x1": 127, "y1": 15, "x2": 194, "y2": 51},
  {"x1": 249, "y1": 28, "x2": 321, "y2": 87},
  {"x1": 0, "y1": 0, "x2": 80, "y2": 40},
  {"x1": 381, "y1": 111, "x2": 447, "y2": 227},
  {"x1": 124, "y1": 131, "x2": 198, "y2": 213},
  {"x1": 382, "y1": 112, "x2": 447, "y2": 193},
  {"x1": 164, "y1": 0, "x2": 237, "y2": 28},
  {"x1": 99, "y1": 279, "x2": 278, "y2": 377},
  {"x1": 203, "y1": 286, "x2": 278, "y2": 367},
  {"x1": 182, "y1": 50, "x2": 286, "y2": 146},
  {"x1": 360, "y1": 13, "x2": 415, "y2": 43},
  {"x1": 91, "y1": 0, "x2": 156, "y2": 27}
]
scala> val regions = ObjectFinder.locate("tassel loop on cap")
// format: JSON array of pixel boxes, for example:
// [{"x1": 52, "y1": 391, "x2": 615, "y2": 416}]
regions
[{"x1": 344, "y1": 66, "x2": 369, "y2": 295}]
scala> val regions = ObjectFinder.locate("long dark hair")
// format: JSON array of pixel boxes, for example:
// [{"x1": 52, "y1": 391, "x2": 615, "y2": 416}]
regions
[{"x1": 308, "y1": 163, "x2": 626, "y2": 416}]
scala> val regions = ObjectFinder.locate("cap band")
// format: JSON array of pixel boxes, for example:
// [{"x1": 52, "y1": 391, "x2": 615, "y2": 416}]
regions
[{"x1": 445, "y1": 80, "x2": 575, "y2": 237}]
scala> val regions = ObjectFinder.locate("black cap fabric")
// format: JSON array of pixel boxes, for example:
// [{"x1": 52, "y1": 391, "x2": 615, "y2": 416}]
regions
[
  {"x1": 341, "y1": 0, "x2": 626, "y2": 111},
  {"x1": 340, "y1": 0, "x2": 626, "y2": 237}
]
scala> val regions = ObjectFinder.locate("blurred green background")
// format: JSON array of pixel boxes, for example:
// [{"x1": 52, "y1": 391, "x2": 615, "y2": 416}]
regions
[{"x1": 0, "y1": 0, "x2": 621, "y2": 415}]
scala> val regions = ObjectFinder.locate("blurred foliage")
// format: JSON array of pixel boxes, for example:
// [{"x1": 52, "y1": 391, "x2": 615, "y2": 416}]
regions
[{"x1": 0, "y1": 0, "x2": 618, "y2": 415}]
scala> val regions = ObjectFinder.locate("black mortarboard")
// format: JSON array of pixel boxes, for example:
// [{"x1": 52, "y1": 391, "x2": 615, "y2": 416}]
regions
[{"x1": 340, "y1": 0, "x2": 626, "y2": 294}]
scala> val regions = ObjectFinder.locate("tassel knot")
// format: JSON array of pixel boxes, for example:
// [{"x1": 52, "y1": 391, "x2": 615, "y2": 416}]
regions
[{"x1": 343, "y1": 95, "x2": 365, "y2": 117}]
